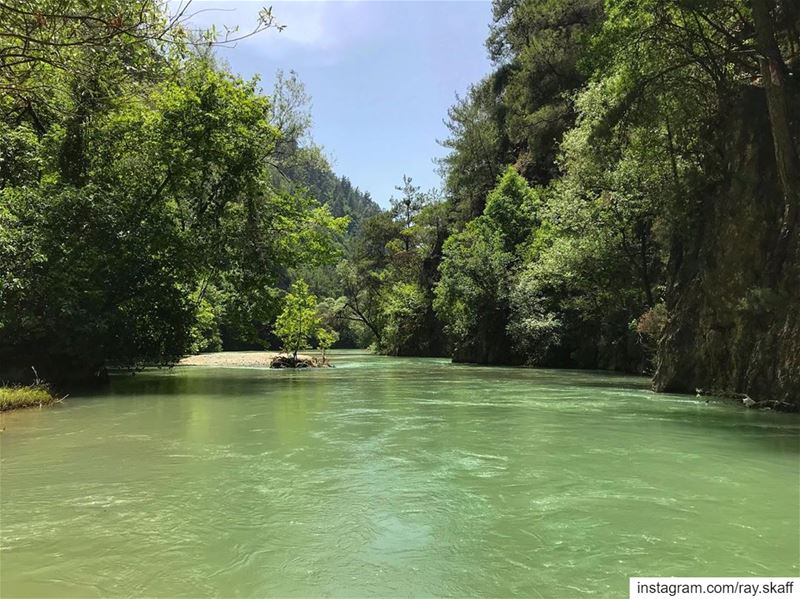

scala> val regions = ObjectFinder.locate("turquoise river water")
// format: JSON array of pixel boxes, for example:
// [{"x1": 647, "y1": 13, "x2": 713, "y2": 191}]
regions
[{"x1": 1, "y1": 351, "x2": 798, "y2": 597}]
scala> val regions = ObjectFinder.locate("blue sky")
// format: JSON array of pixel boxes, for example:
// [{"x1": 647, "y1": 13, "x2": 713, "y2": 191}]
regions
[{"x1": 184, "y1": 1, "x2": 494, "y2": 207}]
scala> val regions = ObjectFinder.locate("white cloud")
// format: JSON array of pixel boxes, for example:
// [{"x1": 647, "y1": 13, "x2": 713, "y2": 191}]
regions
[{"x1": 175, "y1": 1, "x2": 386, "y2": 64}]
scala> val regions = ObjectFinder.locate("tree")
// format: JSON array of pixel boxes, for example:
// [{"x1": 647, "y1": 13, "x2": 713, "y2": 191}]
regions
[
  {"x1": 0, "y1": 0, "x2": 283, "y2": 98},
  {"x1": 273, "y1": 280, "x2": 320, "y2": 360},
  {"x1": 434, "y1": 217, "x2": 514, "y2": 363},
  {"x1": 432, "y1": 168, "x2": 544, "y2": 364},
  {"x1": 381, "y1": 282, "x2": 425, "y2": 355},
  {"x1": 315, "y1": 327, "x2": 338, "y2": 365},
  {"x1": 437, "y1": 79, "x2": 508, "y2": 220},
  {"x1": 335, "y1": 258, "x2": 388, "y2": 347},
  {"x1": 332, "y1": 212, "x2": 404, "y2": 347},
  {"x1": 390, "y1": 175, "x2": 427, "y2": 251},
  {"x1": 749, "y1": 0, "x2": 800, "y2": 284},
  {"x1": 486, "y1": 0, "x2": 604, "y2": 184},
  {"x1": 484, "y1": 166, "x2": 541, "y2": 252}
]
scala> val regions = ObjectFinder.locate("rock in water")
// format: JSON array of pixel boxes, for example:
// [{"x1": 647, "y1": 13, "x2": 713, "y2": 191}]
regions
[{"x1": 269, "y1": 354, "x2": 322, "y2": 369}]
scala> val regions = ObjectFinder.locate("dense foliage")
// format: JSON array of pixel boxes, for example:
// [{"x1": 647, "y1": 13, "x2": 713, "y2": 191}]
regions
[
  {"x1": 0, "y1": 1, "x2": 349, "y2": 383},
  {"x1": 320, "y1": 0, "x2": 798, "y2": 403},
  {"x1": 430, "y1": 0, "x2": 797, "y2": 401}
]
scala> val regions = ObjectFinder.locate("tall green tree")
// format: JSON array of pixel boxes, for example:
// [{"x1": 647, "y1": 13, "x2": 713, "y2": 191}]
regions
[
  {"x1": 484, "y1": 166, "x2": 541, "y2": 252},
  {"x1": 390, "y1": 175, "x2": 427, "y2": 251},
  {"x1": 273, "y1": 280, "x2": 320, "y2": 360},
  {"x1": 487, "y1": 0, "x2": 604, "y2": 183},
  {"x1": 437, "y1": 80, "x2": 509, "y2": 220},
  {"x1": 434, "y1": 217, "x2": 514, "y2": 363}
]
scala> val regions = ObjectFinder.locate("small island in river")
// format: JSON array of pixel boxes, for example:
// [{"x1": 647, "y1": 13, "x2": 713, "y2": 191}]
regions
[{"x1": 179, "y1": 351, "x2": 331, "y2": 369}]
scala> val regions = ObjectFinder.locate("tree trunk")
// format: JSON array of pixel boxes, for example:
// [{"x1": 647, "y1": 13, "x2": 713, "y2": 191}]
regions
[{"x1": 750, "y1": 0, "x2": 800, "y2": 285}]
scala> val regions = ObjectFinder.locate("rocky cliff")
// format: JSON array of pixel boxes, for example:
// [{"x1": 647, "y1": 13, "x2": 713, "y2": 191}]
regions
[{"x1": 654, "y1": 87, "x2": 799, "y2": 405}]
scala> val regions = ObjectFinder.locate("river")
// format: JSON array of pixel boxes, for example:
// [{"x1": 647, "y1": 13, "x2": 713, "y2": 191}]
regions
[{"x1": 1, "y1": 351, "x2": 798, "y2": 597}]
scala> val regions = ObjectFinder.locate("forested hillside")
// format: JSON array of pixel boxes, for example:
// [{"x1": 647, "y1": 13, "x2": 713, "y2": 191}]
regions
[
  {"x1": 267, "y1": 70, "x2": 380, "y2": 234},
  {"x1": 326, "y1": 0, "x2": 798, "y2": 404}
]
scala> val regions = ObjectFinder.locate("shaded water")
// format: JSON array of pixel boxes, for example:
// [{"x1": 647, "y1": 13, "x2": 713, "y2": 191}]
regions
[{"x1": 1, "y1": 351, "x2": 798, "y2": 597}]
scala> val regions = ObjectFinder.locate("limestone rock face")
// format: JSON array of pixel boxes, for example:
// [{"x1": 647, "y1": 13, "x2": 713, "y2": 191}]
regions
[{"x1": 654, "y1": 88, "x2": 799, "y2": 405}]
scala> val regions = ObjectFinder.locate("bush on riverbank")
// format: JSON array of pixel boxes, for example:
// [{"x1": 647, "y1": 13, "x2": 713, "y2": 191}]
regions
[{"x1": 0, "y1": 385, "x2": 58, "y2": 411}]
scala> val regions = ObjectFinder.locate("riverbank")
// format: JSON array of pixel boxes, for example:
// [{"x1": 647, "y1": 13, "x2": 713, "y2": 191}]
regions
[
  {"x1": 179, "y1": 351, "x2": 327, "y2": 368},
  {"x1": 0, "y1": 385, "x2": 59, "y2": 411}
]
